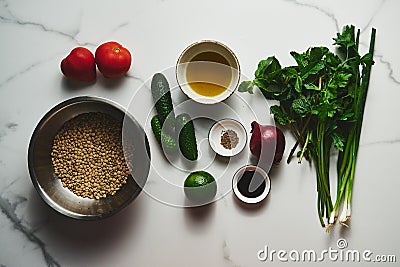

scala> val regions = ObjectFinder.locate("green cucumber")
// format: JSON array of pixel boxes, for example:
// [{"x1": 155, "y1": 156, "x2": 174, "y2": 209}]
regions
[
  {"x1": 151, "y1": 115, "x2": 177, "y2": 152},
  {"x1": 176, "y1": 113, "x2": 198, "y2": 161},
  {"x1": 151, "y1": 73, "x2": 175, "y2": 130}
]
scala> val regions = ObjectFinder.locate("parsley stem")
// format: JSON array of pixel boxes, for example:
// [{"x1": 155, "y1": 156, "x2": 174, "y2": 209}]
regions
[
  {"x1": 242, "y1": 25, "x2": 375, "y2": 231},
  {"x1": 317, "y1": 183, "x2": 325, "y2": 227},
  {"x1": 298, "y1": 131, "x2": 310, "y2": 163},
  {"x1": 287, "y1": 141, "x2": 299, "y2": 164},
  {"x1": 314, "y1": 121, "x2": 333, "y2": 225},
  {"x1": 287, "y1": 115, "x2": 312, "y2": 163}
]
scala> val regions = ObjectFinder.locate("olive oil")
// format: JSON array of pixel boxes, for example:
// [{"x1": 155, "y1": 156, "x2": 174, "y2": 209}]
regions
[{"x1": 186, "y1": 51, "x2": 232, "y2": 97}]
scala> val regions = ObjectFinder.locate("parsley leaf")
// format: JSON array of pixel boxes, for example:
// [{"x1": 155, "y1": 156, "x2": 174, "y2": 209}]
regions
[
  {"x1": 237, "y1": 24, "x2": 376, "y2": 228},
  {"x1": 238, "y1": 81, "x2": 254, "y2": 94},
  {"x1": 270, "y1": 105, "x2": 292, "y2": 125},
  {"x1": 292, "y1": 96, "x2": 311, "y2": 117},
  {"x1": 255, "y1": 57, "x2": 281, "y2": 79},
  {"x1": 332, "y1": 132, "x2": 345, "y2": 151}
]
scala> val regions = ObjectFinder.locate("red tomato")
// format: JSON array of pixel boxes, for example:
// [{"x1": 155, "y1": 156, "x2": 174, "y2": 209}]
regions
[
  {"x1": 95, "y1": 41, "x2": 131, "y2": 78},
  {"x1": 61, "y1": 47, "x2": 96, "y2": 82}
]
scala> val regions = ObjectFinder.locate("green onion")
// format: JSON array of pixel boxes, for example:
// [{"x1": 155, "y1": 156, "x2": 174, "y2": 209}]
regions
[
  {"x1": 328, "y1": 27, "x2": 376, "y2": 231},
  {"x1": 239, "y1": 25, "x2": 376, "y2": 231}
]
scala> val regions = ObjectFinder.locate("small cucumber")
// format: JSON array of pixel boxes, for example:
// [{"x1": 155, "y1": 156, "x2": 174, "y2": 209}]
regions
[
  {"x1": 176, "y1": 113, "x2": 198, "y2": 161},
  {"x1": 151, "y1": 115, "x2": 177, "y2": 152},
  {"x1": 151, "y1": 73, "x2": 175, "y2": 130}
]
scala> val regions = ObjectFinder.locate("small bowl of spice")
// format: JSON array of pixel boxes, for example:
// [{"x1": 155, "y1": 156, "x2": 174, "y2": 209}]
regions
[
  {"x1": 28, "y1": 96, "x2": 150, "y2": 220},
  {"x1": 232, "y1": 165, "x2": 271, "y2": 204},
  {"x1": 208, "y1": 119, "x2": 247, "y2": 157}
]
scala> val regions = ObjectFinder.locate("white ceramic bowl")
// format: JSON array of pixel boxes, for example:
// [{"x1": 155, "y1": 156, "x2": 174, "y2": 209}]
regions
[
  {"x1": 232, "y1": 165, "x2": 271, "y2": 204},
  {"x1": 208, "y1": 119, "x2": 247, "y2": 157},
  {"x1": 176, "y1": 40, "x2": 240, "y2": 104}
]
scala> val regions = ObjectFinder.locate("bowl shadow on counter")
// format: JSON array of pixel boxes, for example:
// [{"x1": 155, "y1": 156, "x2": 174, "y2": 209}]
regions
[
  {"x1": 61, "y1": 74, "x2": 127, "y2": 91},
  {"x1": 232, "y1": 192, "x2": 270, "y2": 214},
  {"x1": 183, "y1": 200, "x2": 216, "y2": 229},
  {"x1": 97, "y1": 75, "x2": 127, "y2": 90},
  {"x1": 27, "y1": 186, "x2": 144, "y2": 258},
  {"x1": 61, "y1": 77, "x2": 95, "y2": 90}
]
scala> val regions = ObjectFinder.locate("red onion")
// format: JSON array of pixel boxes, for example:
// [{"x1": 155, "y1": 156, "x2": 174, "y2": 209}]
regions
[{"x1": 250, "y1": 121, "x2": 285, "y2": 165}]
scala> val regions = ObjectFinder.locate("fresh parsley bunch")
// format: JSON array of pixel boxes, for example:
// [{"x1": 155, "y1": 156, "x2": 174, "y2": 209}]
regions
[{"x1": 240, "y1": 25, "x2": 376, "y2": 230}]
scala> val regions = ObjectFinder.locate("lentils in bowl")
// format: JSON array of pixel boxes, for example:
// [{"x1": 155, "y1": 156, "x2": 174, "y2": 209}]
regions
[
  {"x1": 28, "y1": 96, "x2": 150, "y2": 220},
  {"x1": 51, "y1": 112, "x2": 130, "y2": 200}
]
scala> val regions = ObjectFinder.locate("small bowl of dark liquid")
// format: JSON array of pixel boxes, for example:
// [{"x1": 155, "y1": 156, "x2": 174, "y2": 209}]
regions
[{"x1": 232, "y1": 165, "x2": 271, "y2": 204}]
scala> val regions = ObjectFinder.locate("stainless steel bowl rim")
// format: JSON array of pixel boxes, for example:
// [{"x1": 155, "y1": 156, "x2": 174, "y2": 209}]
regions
[{"x1": 28, "y1": 96, "x2": 150, "y2": 220}]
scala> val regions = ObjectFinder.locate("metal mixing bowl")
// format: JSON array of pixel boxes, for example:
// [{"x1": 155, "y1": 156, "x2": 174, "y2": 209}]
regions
[{"x1": 28, "y1": 96, "x2": 150, "y2": 220}]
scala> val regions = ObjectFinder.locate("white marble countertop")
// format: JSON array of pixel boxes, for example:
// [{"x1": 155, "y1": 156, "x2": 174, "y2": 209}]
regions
[{"x1": 1, "y1": 0, "x2": 400, "y2": 266}]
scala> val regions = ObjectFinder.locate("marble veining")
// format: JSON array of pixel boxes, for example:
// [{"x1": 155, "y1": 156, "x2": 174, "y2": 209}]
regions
[
  {"x1": 0, "y1": 122, "x2": 17, "y2": 144},
  {"x1": 376, "y1": 55, "x2": 400, "y2": 85},
  {"x1": 362, "y1": 138, "x2": 400, "y2": 147},
  {"x1": 125, "y1": 73, "x2": 148, "y2": 87},
  {"x1": 0, "y1": 195, "x2": 60, "y2": 267},
  {"x1": 222, "y1": 240, "x2": 235, "y2": 264},
  {"x1": 0, "y1": 54, "x2": 62, "y2": 87},
  {"x1": 284, "y1": 0, "x2": 400, "y2": 89},
  {"x1": 0, "y1": 0, "x2": 95, "y2": 89},
  {"x1": 0, "y1": 0, "x2": 90, "y2": 47},
  {"x1": 0, "y1": 13, "x2": 80, "y2": 43},
  {"x1": 5, "y1": 122, "x2": 17, "y2": 131},
  {"x1": 2, "y1": 178, "x2": 20, "y2": 192},
  {"x1": 284, "y1": 0, "x2": 340, "y2": 32},
  {"x1": 1, "y1": 0, "x2": 399, "y2": 266},
  {"x1": 360, "y1": 0, "x2": 387, "y2": 33},
  {"x1": 110, "y1": 21, "x2": 130, "y2": 34}
]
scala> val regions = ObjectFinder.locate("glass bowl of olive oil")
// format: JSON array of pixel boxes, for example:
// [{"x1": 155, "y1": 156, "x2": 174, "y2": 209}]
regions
[{"x1": 176, "y1": 40, "x2": 240, "y2": 104}]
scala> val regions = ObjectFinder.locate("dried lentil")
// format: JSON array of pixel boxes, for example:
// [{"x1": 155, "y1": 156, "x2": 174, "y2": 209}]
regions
[{"x1": 51, "y1": 112, "x2": 130, "y2": 199}]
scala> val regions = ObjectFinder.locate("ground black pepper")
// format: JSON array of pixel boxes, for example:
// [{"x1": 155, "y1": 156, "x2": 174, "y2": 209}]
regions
[{"x1": 220, "y1": 129, "x2": 239, "y2": 150}]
